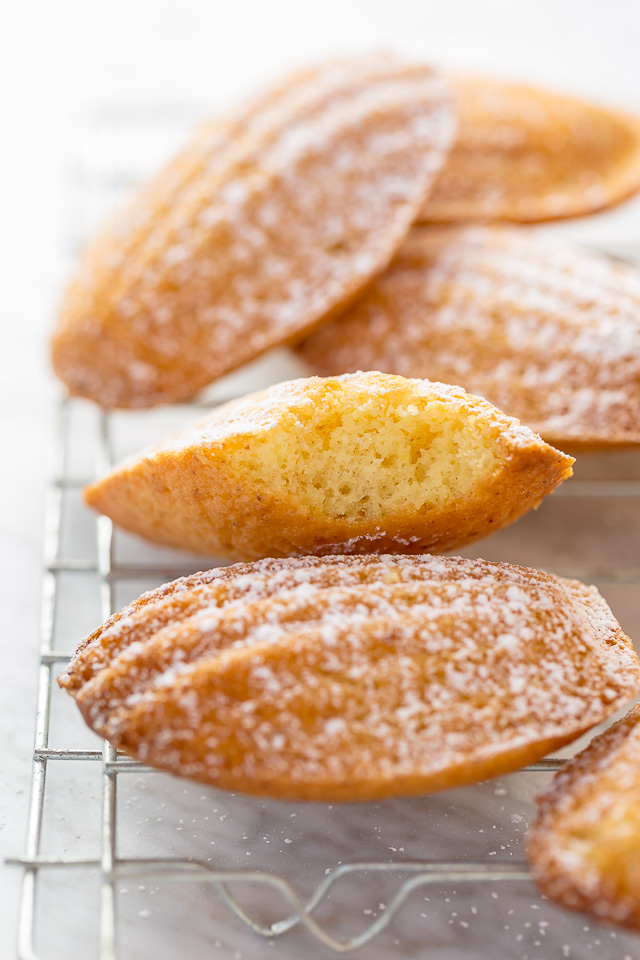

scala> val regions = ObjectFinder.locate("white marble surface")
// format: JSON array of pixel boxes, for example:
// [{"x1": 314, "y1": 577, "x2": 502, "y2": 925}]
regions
[{"x1": 2, "y1": 2, "x2": 640, "y2": 957}]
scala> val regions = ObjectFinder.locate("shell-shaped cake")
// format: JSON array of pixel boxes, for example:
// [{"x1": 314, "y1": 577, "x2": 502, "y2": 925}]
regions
[
  {"x1": 528, "y1": 704, "x2": 640, "y2": 930},
  {"x1": 84, "y1": 372, "x2": 574, "y2": 561},
  {"x1": 50, "y1": 56, "x2": 456, "y2": 408},
  {"x1": 418, "y1": 74, "x2": 640, "y2": 223},
  {"x1": 297, "y1": 228, "x2": 640, "y2": 446},
  {"x1": 59, "y1": 555, "x2": 640, "y2": 802}
]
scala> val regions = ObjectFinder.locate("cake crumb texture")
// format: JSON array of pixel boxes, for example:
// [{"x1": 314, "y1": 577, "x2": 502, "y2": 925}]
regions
[{"x1": 83, "y1": 372, "x2": 574, "y2": 561}]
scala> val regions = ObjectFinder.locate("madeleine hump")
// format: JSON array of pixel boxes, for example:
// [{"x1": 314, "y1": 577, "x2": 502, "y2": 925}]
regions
[{"x1": 83, "y1": 372, "x2": 574, "y2": 562}]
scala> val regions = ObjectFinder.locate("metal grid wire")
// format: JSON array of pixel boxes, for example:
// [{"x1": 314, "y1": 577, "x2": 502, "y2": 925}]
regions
[
  {"x1": 12, "y1": 387, "x2": 640, "y2": 958},
  {"x1": 9, "y1": 107, "x2": 640, "y2": 958}
]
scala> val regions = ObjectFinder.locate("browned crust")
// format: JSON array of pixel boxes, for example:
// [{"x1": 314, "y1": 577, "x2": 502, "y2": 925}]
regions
[
  {"x1": 418, "y1": 74, "x2": 640, "y2": 224},
  {"x1": 296, "y1": 227, "x2": 640, "y2": 447},
  {"x1": 58, "y1": 554, "x2": 564, "y2": 695},
  {"x1": 82, "y1": 373, "x2": 573, "y2": 562},
  {"x1": 528, "y1": 703, "x2": 640, "y2": 930},
  {"x1": 58, "y1": 555, "x2": 640, "y2": 802},
  {"x1": 115, "y1": 709, "x2": 577, "y2": 803},
  {"x1": 50, "y1": 56, "x2": 455, "y2": 409}
]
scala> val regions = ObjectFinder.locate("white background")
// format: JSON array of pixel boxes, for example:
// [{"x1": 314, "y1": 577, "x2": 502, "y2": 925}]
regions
[{"x1": 2, "y1": 1, "x2": 640, "y2": 956}]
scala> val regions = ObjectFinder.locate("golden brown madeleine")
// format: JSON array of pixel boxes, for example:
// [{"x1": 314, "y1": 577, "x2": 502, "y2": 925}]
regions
[
  {"x1": 419, "y1": 74, "x2": 640, "y2": 223},
  {"x1": 59, "y1": 555, "x2": 640, "y2": 802},
  {"x1": 528, "y1": 704, "x2": 640, "y2": 930},
  {"x1": 297, "y1": 227, "x2": 640, "y2": 447},
  {"x1": 83, "y1": 372, "x2": 574, "y2": 561},
  {"x1": 59, "y1": 552, "x2": 561, "y2": 695},
  {"x1": 50, "y1": 56, "x2": 456, "y2": 408}
]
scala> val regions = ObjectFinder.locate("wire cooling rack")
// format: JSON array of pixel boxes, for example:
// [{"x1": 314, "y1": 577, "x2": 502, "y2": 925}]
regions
[{"x1": 9, "y1": 106, "x2": 640, "y2": 959}]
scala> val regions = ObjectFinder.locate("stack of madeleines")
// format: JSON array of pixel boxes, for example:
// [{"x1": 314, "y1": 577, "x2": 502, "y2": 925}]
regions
[{"x1": 52, "y1": 55, "x2": 640, "y2": 932}]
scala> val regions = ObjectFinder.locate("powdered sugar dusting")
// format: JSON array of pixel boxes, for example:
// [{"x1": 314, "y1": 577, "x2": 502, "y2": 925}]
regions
[
  {"x1": 529, "y1": 703, "x2": 640, "y2": 926},
  {"x1": 61, "y1": 552, "x2": 556, "y2": 690},
  {"x1": 419, "y1": 74, "x2": 640, "y2": 223},
  {"x1": 299, "y1": 226, "x2": 640, "y2": 445},
  {"x1": 53, "y1": 56, "x2": 456, "y2": 408},
  {"x1": 61, "y1": 554, "x2": 640, "y2": 801}
]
